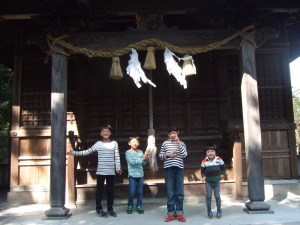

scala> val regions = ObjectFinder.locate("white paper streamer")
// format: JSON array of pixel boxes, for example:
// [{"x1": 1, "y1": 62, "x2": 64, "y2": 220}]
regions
[
  {"x1": 164, "y1": 47, "x2": 195, "y2": 89},
  {"x1": 126, "y1": 49, "x2": 156, "y2": 88}
]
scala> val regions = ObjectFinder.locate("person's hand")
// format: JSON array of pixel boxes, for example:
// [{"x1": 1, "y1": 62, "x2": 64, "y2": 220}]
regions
[
  {"x1": 166, "y1": 151, "x2": 177, "y2": 158},
  {"x1": 202, "y1": 177, "x2": 206, "y2": 183},
  {"x1": 174, "y1": 135, "x2": 181, "y2": 147},
  {"x1": 66, "y1": 151, "x2": 73, "y2": 155},
  {"x1": 220, "y1": 175, "x2": 225, "y2": 180},
  {"x1": 142, "y1": 154, "x2": 148, "y2": 160},
  {"x1": 116, "y1": 170, "x2": 123, "y2": 175}
]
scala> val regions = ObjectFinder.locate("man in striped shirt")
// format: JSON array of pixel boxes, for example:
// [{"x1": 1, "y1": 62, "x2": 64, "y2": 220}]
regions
[
  {"x1": 67, "y1": 124, "x2": 122, "y2": 218},
  {"x1": 158, "y1": 126, "x2": 188, "y2": 222}
]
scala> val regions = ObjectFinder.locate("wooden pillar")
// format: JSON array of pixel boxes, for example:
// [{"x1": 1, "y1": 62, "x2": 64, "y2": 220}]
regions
[
  {"x1": 67, "y1": 131, "x2": 76, "y2": 206},
  {"x1": 44, "y1": 45, "x2": 71, "y2": 218},
  {"x1": 10, "y1": 28, "x2": 23, "y2": 188},
  {"x1": 282, "y1": 50, "x2": 299, "y2": 177},
  {"x1": 233, "y1": 128, "x2": 242, "y2": 200},
  {"x1": 240, "y1": 39, "x2": 272, "y2": 212}
]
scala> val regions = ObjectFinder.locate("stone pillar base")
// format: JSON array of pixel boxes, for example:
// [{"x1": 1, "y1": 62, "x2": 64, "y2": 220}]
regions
[
  {"x1": 243, "y1": 200, "x2": 274, "y2": 214},
  {"x1": 44, "y1": 207, "x2": 71, "y2": 220}
]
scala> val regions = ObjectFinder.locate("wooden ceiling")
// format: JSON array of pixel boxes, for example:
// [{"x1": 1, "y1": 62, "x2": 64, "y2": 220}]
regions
[{"x1": 0, "y1": 0, "x2": 299, "y2": 66}]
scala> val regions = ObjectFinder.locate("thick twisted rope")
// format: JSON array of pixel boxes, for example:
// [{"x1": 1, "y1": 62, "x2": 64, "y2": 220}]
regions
[
  {"x1": 148, "y1": 71, "x2": 154, "y2": 129},
  {"x1": 46, "y1": 25, "x2": 255, "y2": 58}
]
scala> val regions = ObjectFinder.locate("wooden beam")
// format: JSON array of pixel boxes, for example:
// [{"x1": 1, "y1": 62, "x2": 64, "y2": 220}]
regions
[{"x1": 66, "y1": 29, "x2": 241, "y2": 51}]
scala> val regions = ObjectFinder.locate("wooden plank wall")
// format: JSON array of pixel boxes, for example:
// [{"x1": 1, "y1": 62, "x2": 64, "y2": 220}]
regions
[
  {"x1": 18, "y1": 138, "x2": 51, "y2": 185},
  {"x1": 240, "y1": 130, "x2": 292, "y2": 178},
  {"x1": 15, "y1": 48, "x2": 297, "y2": 191}
]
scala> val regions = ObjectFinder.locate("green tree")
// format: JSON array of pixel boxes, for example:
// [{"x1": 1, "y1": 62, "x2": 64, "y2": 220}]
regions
[
  {"x1": 0, "y1": 64, "x2": 13, "y2": 162},
  {"x1": 293, "y1": 91, "x2": 300, "y2": 154}
]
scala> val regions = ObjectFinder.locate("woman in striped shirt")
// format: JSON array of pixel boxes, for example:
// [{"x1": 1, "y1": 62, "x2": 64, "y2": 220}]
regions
[
  {"x1": 158, "y1": 126, "x2": 188, "y2": 222},
  {"x1": 67, "y1": 124, "x2": 122, "y2": 218}
]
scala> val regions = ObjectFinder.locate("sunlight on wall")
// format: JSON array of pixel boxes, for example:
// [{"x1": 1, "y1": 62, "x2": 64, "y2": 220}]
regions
[{"x1": 290, "y1": 57, "x2": 300, "y2": 92}]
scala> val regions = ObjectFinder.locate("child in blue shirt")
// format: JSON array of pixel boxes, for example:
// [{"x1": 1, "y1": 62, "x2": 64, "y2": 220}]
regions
[{"x1": 125, "y1": 136, "x2": 148, "y2": 214}]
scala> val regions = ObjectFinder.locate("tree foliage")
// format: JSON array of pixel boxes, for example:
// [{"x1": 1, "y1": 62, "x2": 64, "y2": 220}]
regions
[
  {"x1": 0, "y1": 64, "x2": 13, "y2": 162},
  {"x1": 292, "y1": 91, "x2": 300, "y2": 154}
]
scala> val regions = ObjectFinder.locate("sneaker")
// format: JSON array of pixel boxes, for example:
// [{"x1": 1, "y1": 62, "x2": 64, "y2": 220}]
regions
[
  {"x1": 208, "y1": 211, "x2": 213, "y2": 218},
  {"x1": 97, "y1": 209, "x2": 108, "y2": 218},
  {"x1": 165, "y1": 215, "x2": 174, "y2": 222},
  {"x1": 136, "y1": 205, "x2": 144, "y2": 214},
  {"x1": 127, "y1": 205, "x2": 133, "y2": 214},
  {"x1": 108, "y1": 209, "x2": 117, "y2": 217},
  {"x1": 177, "y1": 215, "x2": 186, "y2": 222},
  {"x1": 216, "y1": 210, "x2": 222, "y2": 218}
]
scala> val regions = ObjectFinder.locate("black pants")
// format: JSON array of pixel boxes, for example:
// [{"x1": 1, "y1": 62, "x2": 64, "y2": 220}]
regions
[{"x1": 96, "y1": 175, "x2": 115, "y2": 211}]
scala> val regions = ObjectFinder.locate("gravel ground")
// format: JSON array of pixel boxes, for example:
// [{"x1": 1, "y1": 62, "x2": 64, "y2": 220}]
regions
[{"x1": 0, "y1": 188, "x2": 10, "y2": 222}]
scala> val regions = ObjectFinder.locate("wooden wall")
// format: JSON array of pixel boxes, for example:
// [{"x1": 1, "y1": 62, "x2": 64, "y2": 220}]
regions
[{"x1": 9, "y1": 46, "x2": 297, "y2": 203}]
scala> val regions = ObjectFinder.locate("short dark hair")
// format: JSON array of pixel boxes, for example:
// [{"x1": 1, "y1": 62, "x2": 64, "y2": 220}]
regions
[
  {"x1": 204, "y1": 144, "x2": 217, "y2": 153},
  {"x1": 168, "y1": 125, "x2": 178, "y2": 133},
  {"x1": 128, "y1": 136, "x2": 140, "y2": 142},
  {"x1": 99, "y1": 124, "x2": 112, "y2": 132}
]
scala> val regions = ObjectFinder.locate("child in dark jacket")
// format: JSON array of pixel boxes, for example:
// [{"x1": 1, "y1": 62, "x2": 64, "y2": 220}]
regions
[{"x1": 201, "y1": 144, "x2": 226, "y2": 219}]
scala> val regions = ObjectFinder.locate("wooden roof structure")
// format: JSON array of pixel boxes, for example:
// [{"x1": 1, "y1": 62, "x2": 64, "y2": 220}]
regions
[{"x1": 0, "y1": 0, "x2": 300, "y2": 67}]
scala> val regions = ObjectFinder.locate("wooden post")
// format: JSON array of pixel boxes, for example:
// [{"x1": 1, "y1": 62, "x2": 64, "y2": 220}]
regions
[
  {"x1": 233, "y1": 128, "x2": 242, "y2": 200},
  {"x1": 10, "y1": 28, "x2": 23, "y2": 188},
  {"x1": 67, "y1": 131, "x2": 75, "y2": 206},
  {"x1": 240, "y1": 38, "x2": 272, "y2": 213},
  {"x1": 44, "y1": 45, "x2": 71, "y2": 219}
]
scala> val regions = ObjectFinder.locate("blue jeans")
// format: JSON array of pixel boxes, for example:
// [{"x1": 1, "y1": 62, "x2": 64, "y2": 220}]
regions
[
  {"x1": 128, "y1": 176, "x2": 144, "y2": 206},
  {"x1": 164, "y1": 167, "x2": 184, "y2": 216},
  {"x1": 205, "y1": 180, "x2": 221, "y2": 212}
]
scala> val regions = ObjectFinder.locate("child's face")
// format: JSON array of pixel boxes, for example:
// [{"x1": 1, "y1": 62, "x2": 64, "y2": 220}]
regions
[
  {"x1": 168, "y1": 131, "x2": 179, "y2": 141},
  {"x1": 100, "y1": 128, "x2": 111, "y2": 139},
  {"x1": 128, "y1": 138, "x2": 140, "y2": 149},
  {"x1": 206, "y1": 149, "x2": 216, "y2": 159}
]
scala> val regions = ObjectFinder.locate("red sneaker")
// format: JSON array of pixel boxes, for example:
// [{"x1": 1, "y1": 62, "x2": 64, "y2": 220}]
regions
[
  {"x1": 165, "y1": 216, "x2": 174, "y2": 222},
  {"x1": 177, "y1": 215, "x2": 186, "y2": 222}
]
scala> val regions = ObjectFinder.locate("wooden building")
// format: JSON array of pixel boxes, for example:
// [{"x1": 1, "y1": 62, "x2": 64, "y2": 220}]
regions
[{"x1": 0, "y1": 0, "x2": 299, "y2": 211}]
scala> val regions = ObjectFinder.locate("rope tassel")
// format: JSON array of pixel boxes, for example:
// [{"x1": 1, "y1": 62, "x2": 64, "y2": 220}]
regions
[
  {"x1": 109, "y1": 57, "x2": 124, "y2": 80},
  {"x1": 126, "y1": 48, "x2": 156, "y2": 88},
  {"x1": 145, "y1": 134, "x2": 158, "y2": 171},
  {"x1": 143, "y1": 46, "x2": 156, "y2": 70}
]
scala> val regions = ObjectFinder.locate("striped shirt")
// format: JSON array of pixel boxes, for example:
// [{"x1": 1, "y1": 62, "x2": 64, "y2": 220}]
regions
[
  {"x1": 158, "y1": 139, "x2": 187, "y2": 169},
  {"x1": 125, "y1": 149, "x2": 147, "y2": 178},
  {"x1": 201, "y1": 156, "x2": 226, "y2": 182},
  {"x1": 71, "y1": 140, "x2": 121, "y2": 175}
]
